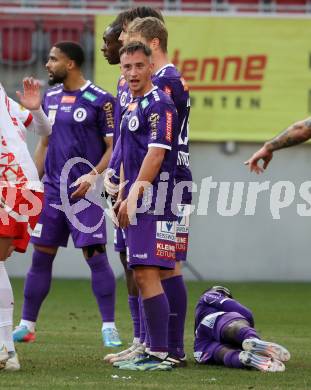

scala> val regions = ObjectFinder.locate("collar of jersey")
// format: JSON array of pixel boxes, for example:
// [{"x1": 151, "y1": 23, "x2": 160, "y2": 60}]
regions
[
  {"x1": 154, "y1": 63, "x2": 175, "y2": 76},
  {"x1": 61, "y1": 80, "x2": 91, "y2": 93},
  {"x1": 143, "y1": 85, "x2": 158, "y2": 98}
]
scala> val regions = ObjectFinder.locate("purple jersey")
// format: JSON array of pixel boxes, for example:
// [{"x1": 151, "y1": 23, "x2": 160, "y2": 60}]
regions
[
  {"x1": 43, "y1": 81, "x2": 114, "y2": 199},
  {"x1": 108, "y1": 76, "x2": 130, "y2": 183},
  {"x1": 194, "y1": 291, "x2": 255, "y2": 333},
  {"x1": 120, "y1": 86, "x2": 178, "y2": 219},
  {"x1": 152, "y1": 64, "x2": 192, "y2": 203}
]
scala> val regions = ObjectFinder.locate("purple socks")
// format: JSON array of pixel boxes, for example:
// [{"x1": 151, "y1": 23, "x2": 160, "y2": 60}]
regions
[
  {"x1": 128, "y1": 295, "x2": 140, "y2": 339},
  {"x1": 143, "y1": 293, "x2": 169, "y2": 353},
  {"x1": 236, "y1": 327, "x2": 259, "y2": 344},
  {"x1": 22, "y1": 250, "x2": 55, "y2": 321},
  {"x1": 223, "y1": 350, "x2": 244, "y2": 369},
  {"x1": 161, "y1": 275, "x2": 187, "y2": 357},
  {"x1": 86, "y1": 253, "x2": 116, "y2": 322}
]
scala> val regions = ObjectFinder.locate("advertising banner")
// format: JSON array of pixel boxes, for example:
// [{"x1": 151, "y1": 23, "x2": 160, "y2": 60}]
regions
[{"x1": 95, "y1": 15, "x2": 311, "y2": 141}]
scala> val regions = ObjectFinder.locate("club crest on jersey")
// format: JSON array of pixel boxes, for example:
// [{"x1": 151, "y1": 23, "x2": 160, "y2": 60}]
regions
[
  {"x1": 120, "y1": 91, "x2": 128, "y2": 107},
  {"x1": 73, "y1": 107, "x2": 87, "y2": 122},
  {"x1": 128, "y1": 115, "x2": 139, "y2": 131}
]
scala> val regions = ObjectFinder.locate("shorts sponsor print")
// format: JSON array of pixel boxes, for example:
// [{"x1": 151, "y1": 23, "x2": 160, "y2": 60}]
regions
[
  {"x1": 126, "y1": 216, "x2": 177, "y2": 270},
  {"x1": 0, "y1": 187, "x2": 43, "y2": 252},
  {"x1": 176, "y1": 203, "x2": 190, "y2": 261}
]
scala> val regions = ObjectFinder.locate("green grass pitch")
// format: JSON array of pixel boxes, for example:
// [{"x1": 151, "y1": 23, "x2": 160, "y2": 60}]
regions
[{"x1": 1, "y1": 279, "x2": 310, "y2": 389}]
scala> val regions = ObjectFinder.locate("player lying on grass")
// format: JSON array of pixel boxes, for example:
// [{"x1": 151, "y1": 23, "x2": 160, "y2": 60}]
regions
[
  {"x1": 0, "y1": 79, "x2": 51, "y2": 371},
  {"x1": 194, "y1": 286, "x2": 290, "y2": 372}
]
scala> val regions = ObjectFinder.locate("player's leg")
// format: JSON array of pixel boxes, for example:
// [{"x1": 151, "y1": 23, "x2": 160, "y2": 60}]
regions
[
  {"x1": 0, "y1": 260, "x2": 14, "y2": 370},
  {"x1": 219, "y1": 314, "x2": 290, "y2": 362},
  {"x1": 159, "y1": 203, "x2": 190, "y2": 364},
  {"x1": 160, "y1": 262, "x2": 187, "y2": 365},
  {"x1": 195, "y1": 320, "x2": 285, "y2": 372},
  {"x1": 118, "y1": 218, "x2": 176, "y2": 371},
  {"x1": 104, "y1": 231, "x2": 143, "y2": 362},
  {"x1": 73, "y1": 201, "x2": 121, "y2": 347},
  {"x1": 13, "y1": 244, "x2": 57, "y2": 343},
  {"x1": 14, "y1": 197, "x2": 68, "y2": 342},
  {"x1": 81, "y1": 243, "x2": 121, "y2": 347},
  {"x1": 115, "y1": 228, "x2": 140, "y2": 343}
]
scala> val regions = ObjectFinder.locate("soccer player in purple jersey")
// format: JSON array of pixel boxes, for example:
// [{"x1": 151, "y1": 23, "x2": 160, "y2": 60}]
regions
[
  {"x1": 114, "y1": 41, "x2": 179, "y2": 371},
  {"x1": 12, "y1": 41, "x2": 122, "y2": 348},
  {"x1": 102, "y1": 9, "x2": 166, "y2": 364},
  {"x1": 194, "y1": 286, "x2": 290, "y2": 372},
  {"x1": 101, "y1": 21, "x2": 142, "y2": 355},
  {"x1": 125, "y1": 17, "x2": 192, "y2": 366}
]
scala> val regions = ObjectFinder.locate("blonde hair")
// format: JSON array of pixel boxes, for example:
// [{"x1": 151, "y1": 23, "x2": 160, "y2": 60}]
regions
[{"x1": 127, "y1": 17, "x2": 168, "y2": 53}]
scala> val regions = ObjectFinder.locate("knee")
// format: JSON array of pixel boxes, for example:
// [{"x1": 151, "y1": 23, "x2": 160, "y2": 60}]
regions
[{"x1": 83, "y1": 244, "x2": 106, "y2": 259}]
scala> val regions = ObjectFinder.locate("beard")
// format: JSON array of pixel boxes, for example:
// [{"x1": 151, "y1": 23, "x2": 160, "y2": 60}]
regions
[{"x1": 48, "y1": 70, "x2": 67, "y2": 86}]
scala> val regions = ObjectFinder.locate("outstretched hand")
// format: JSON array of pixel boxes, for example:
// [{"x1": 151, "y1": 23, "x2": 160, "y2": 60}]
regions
[
  {"x1": 244, "y1": 146, "x2": 273, "y2": 174},
  {"x1": 16, "y1": 77, "x2": 41, "y2": 110}
]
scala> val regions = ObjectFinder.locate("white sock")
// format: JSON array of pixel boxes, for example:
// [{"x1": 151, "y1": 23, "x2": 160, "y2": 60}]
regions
[
  {"x1": 102, "y1": 322, "x2": 116, "y2": 331},
  {"x1": 20, "y1": 319, "x2": 36, "y2": 333},
  {"x1": 0, "y1": 262, "x2": 15, "y2": 353},
  {"x1": 133, "y1": 337, "x2": 140, "y2": 345}
]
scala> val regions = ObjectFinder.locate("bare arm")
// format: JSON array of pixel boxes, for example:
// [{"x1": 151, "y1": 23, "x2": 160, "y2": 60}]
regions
[
  {"x1": 245, "y1": 118, "x2": 311, "y2": 173},
  {"x1": 265, "y1": 118, "x2": 311, "y2": 152}
]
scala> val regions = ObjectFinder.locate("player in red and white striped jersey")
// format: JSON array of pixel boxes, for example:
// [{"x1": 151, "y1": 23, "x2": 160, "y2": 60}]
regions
[{"x1": 0, "y1": 79, "x2": 51, "y2": 371}]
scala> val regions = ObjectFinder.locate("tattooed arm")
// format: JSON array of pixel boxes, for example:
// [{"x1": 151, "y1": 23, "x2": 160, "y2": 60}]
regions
[
  {"x1": 245, "y1": 118, "x2": 311, "y2": 174},
  {"x1": 265, "y1": 118, "x2": 311, "y2": 152}
]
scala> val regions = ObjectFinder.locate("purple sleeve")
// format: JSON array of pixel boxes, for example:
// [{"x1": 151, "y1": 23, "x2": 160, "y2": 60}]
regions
[
  {"x1": 147, "y1": 102, "x2": 174, "y2": 150},
  {"x1": 98, "y1": 95, "x2": 115, "y2": 137},
  {"x1": 108, "y1": 136, "x2": 121, "y2": 184},
  {"x1": 203, "y1": 293, "x2": 254, "y2": 326}
]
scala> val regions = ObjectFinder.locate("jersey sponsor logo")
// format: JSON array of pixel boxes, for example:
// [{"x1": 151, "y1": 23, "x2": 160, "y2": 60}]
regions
[
  {"x1": 120, "y1": 91, "x2": 128, "y2": 107},
  {"x1": 149, "y1": 113, "x2": 160, "y2": 140},
  {"x1": 103, "y1": 101, "x2": 114, "y2": 129},
  {"x1": 82, "y1": 91, "x2": 97, "y2": 102},
  {"x1": 156, "y1": 220, "x2": 176, "y2": 242},
  {"x1": 61, "y1": 95, "x2": 76, "y2": 104},
  {"x1": 128, "y1": 115, "x2": 139, "y2": 132},
  {"x1": 132, "y1": 253, "x2": 148, "y2": 259},
  {"x1": 164, "y1": 86, "x2": 172, "y2": 96},
  {"x1": 32, "y1": 222, "x2": 42, "y2": 238},
  {"x1": 141, "y1": 98, "x2": 149, "y2": 109},
  {"x1": 165, "y1": 111, "x2": 173, "y2": 142},
  {"x1": 156, "y1": 240, "x2": 175, "y2": 260},
  {"x1": 48, "y1": 109, "x2": 57, "y2": 125},
  {"x1": 48, "y1": 104, "x2": 58, "y2": 110},
  {"x1": 73, "y1": 107, "x2": 87, "y2": 122},
  {"x1": 60, "y1": 105, "x2": 72, "y2": 113}
]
